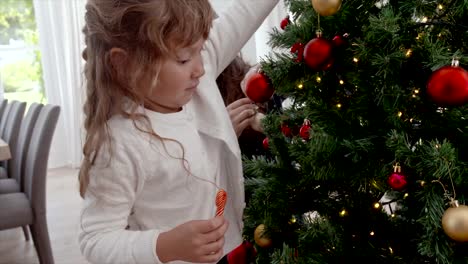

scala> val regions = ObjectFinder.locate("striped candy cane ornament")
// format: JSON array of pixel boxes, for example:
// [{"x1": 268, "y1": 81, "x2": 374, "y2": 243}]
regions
[{"x1": 215, "y1": 189, "x2": 227, "y2": 216}]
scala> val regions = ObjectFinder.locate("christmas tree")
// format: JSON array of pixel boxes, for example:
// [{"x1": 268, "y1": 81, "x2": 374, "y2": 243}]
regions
[{"x1": 241, "y1": 0, "x2": 468, "y2": 263}]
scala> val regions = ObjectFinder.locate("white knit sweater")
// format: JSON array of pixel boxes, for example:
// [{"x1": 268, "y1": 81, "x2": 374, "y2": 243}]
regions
[{"x1": 78, "y1": 1, "x2": 279, "y2": 263}]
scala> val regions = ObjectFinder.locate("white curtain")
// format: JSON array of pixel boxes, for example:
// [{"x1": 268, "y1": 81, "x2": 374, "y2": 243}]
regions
[{"x1": 33, "y1": 0, "x2": 86, "y2": 168}]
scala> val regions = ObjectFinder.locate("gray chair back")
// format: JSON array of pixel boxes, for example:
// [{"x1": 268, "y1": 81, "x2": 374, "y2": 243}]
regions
[
  {"x1": 2, "y1": 101, "x2": 27, "y2": 173},
  {"x1": 11, "y1": 103, "x2": 44, "y2": 190},
  {"x1": 0, "y1": 99, "x2": 8, "y2": 124},
  {"x1": 0, "y1": 101, "x2": 11, "y2": 136},
  {"x1": 24, "y1": 104, "x2": 60, "y2": 214}
]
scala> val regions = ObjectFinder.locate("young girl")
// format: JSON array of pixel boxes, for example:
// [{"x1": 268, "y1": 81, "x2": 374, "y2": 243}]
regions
[{"x1": 78, "y1": 0, "x2": 279, "y2": 263}]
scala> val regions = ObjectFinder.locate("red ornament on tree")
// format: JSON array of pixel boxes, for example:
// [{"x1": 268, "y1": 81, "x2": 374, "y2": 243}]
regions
[
  {"x1": 303, "y1": 32, "x2": 334, "y2": 71},
  {"x1": 291, "y1": 42, "x2": 305, "y2": 63},
  {"x1": 280, "y1": 16, "x2": 290, "y2": 30},
  {"x1": 426, "y1": 59, "x2": 468, "y2": 106},
  {"x1": 245, "y1": 72, "x2": 275, "y2": 103},
  {"x1": 388, "y1": 163, "x2": 407, "y2": 191},
  {"x1": 281, "y1": 123, "x2": 293, "y2": 138},
  {"x1": 227, "y1": 241, "x2": 257, "y2": 264},
  {"x1": 332, "y1": 33, "x2": 349, "y2": 47},
  {"x1": 262, "y1": 137, "x2": 269, "y2": 150},
  {"x1": 299, "y1": 119, "x2": 311, "y2": 140}
]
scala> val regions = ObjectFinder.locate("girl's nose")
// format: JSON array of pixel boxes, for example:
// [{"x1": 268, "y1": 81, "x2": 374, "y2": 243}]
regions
[{"x1": 192, "y1": 55, "x2": 205, "y2": 78}]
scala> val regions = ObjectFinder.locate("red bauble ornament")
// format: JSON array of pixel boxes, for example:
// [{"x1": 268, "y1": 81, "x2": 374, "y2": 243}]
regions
[
  {"x1": 427, "y1": 63, "x2": 468, "y2": 106},
  {"x1": 227, "y1": 241, "x2": 257, "y2": 264},
  {"x1": 291, "y1": 42, "x2": 305, "y2": 63},
  {"x1": 299, "y1": 119, "x2": 311, "y2": 140},
  {"x1": 281, "y1": 124, "x2": 292, "y2": 137},
  {"x1": 262, "y1": 137, "x2": 269, "y2": 150},
  {"x1": 388, "y1": 164, "x2": 407, "y2": 191},
  {"x1": 332, "y1": 33, "x2": 348, "y2": 47},
  {"x1": 280, "y1": 16, "x2": 290, "y2": 30},
  {"x1": 303, "y1": 36, "x2": 334, "y2": 71},
  {"x1": 245, "y1": 72, "x2": 275, "y2": 103}
]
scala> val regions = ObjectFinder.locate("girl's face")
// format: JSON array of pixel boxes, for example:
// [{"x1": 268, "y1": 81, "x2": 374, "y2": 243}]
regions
[{"x1": 145, "y1": 38, "x2": 205, "y2": 113}]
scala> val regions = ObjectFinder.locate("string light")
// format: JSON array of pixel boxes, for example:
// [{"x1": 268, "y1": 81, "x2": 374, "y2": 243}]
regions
[
  {"x1": 438, "y1": 4, "x2": 443, "y2": 10},
  {"x1": 414, "y1": 89, "x2": 420, "y2": 94},
  {"x1": 316, "y1": 76, "x2": 322, "y2": 83},
  {"x1": 339, "y1": 209, "x2": 347, "y2": 217},
  {"x1": 420, "y1": 181, "x2": 426, "y2": 187},
  {"x1": 416, "y1": 33, "x2": 423, "y2": 40},
  {"x1": 339, "y1": 80, "x2": 345, "y2": 85},
  {"x1": 290, "y1": 216, "x2": 297, "y2": 224},
  {"x1": 404, "y1": 193, "x2": 409, "y2": 198},
  {"x1": 422, "y1": 17, "x2": 428, "y2": 23},
  {"x1": 370, "y1": 231, "x2": 375, "y2": 236},
  {"x1": 391, "y1": 214, "x2": 396, "y2": 218},
  {"x1": 398, "y1": 111, "x2": 403, "y2": 117},
  {"x1": 297, "y1": 83, "x2": 304, "y2": 89},
  {"x1": 353, "y1": 57, "x2": 359, "y2": 63},
  {"x1": 374, "y1": 202, "x2": 381, "y2": 209},
  {"x1": 389, "y1": 247, "x2": 394, "y2": 254},
  {"x1": 337, "y1": 103, "x2": 342, "y2": 108},
  {"x1": 405, "y1": 49, "x2": 412, "y2": 57}
]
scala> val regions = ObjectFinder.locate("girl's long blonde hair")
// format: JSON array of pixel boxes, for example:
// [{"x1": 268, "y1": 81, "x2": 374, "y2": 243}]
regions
[{"x1": 79, "y1": 0, "x2": 214, "y2": 198}]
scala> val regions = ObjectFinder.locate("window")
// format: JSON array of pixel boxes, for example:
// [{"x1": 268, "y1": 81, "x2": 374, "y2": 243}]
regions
[{"x1": 0, "y1": 0, "x2": 46, "y2": 105}]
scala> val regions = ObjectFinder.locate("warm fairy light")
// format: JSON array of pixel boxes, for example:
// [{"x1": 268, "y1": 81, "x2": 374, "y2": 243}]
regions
[
  {"x1": 410, "y1": 118, "x2": 414, "y2": 122},
  {"x1": 404, "y1": 193, "x2": 409, "y2": 198},
  {"x1": 339, "y1": 80, "x2": 345, "y2": 85},
  {"x1": 297, "y1": 83, "x2": 304, "y2": 89},
  {"x1": 398, "y1": 111, "x2": 403, "y2": 117},
  {"x1": 438, "y1": 4, "x2": 443, "y2": 10},
  {"x1": 412, "y1": 94, "x2": 417, "y2": 98},
  {"x1": 422, "y1": 17, "x2": 428, "y2": 23},
  {"x1": 405, "y1": 49, "x2": 412, "y2": 57},
  {"x1": 337, "y1": 103, "x2": 342, "y2": 108},
  {"x1": 370, "y1": 231, "x2": 375, "y2": 236},
  {"x1": 391, "y1": 214, "x2": 396, "y2": 218},
  {"x1": 290, "y1": 216, "x2": 297, "y2": 223},
  {"x1": 414, "y1": 89, "x2": 420, "y2": 94},
  {"x1": 389, "y1": 247, "x2": 394, "y2": 254},
  {"x1": 416, "y1": 33, "x2": 423, "y2": 40},
  {"x1": 353, "y1": 57, "x2": 359, "y2": 62},
  {"x1": 438, "y1": 33, "x2": 443, "y2": 38},
  {"x1": 374, "y1": 203, "x2": 381, "y2": 209},
  {"x1": 340, "y1": 209, "x2": 347, "y2": 216},
  {"x1": 316, "y1": 77, "x2": 322, "y2": 83},
  {"x1": 435, "y1": 144, "x2": 440, "y2": 149}
]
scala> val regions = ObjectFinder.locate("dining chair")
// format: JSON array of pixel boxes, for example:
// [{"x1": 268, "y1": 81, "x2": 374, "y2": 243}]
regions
[
  {"x1": 0, "y1": 103, "x2": 44, "y2": 194},
  {"x1": 0, "y1": 100, "x2": 12, "y2": 139},
  {"x1": 0, "y1": 103, "x2": 43, "y2": 241},
  {"x1": 0, "y1": 104, "x2": 60, "y2": 264},
  {"x1": 0, "y1": 99, "x2": 8, "y2": 125},
  {"x1": 0, "y1": 100, "x2": 27, "y2": 178}
]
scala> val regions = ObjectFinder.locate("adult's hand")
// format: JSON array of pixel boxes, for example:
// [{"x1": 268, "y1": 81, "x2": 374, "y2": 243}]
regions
[{"x1": 226, "y1": 98, "x2": 257, "y2": 137}]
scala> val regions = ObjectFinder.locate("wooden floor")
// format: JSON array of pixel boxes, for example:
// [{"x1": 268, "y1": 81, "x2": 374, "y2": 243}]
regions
[{"x1": 0, "y1": 167, "x2": 89, "y2": 264}]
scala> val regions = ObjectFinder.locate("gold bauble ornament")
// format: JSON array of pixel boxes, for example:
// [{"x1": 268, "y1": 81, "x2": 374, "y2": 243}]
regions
[
  {"x1": 311, "y1": 0, "x2": 342, "y2": 16},
  {"x1": 254, "y1": 224, "x2": 273, "y2": 248},
  {"x1": 441, "y1": 200, "x2": 468, "y2": 242}
]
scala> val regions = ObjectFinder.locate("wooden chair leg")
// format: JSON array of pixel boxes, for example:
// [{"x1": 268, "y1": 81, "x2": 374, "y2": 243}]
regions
[{"x1": 22, "y1": 225, "x2": 30, "y2": 241}]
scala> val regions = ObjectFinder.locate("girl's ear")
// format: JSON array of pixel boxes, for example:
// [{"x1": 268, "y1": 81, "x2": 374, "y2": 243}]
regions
[{"x1": 109, "y1": 47, "x2": 128, "y2": 70}]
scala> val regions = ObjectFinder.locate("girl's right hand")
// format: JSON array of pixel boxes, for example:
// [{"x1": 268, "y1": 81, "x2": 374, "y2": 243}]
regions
[{"x1": 156, "y1": 216, "x2": 229, "y2": 263}]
